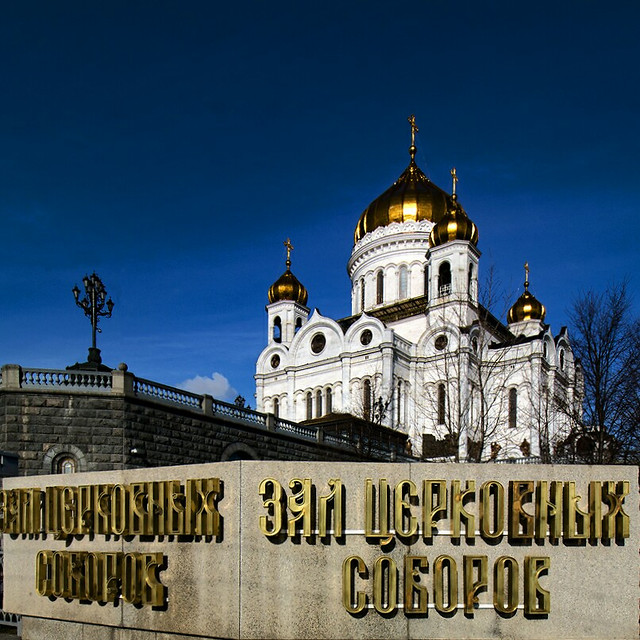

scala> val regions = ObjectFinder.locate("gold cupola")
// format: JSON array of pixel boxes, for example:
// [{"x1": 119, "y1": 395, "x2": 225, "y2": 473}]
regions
[
  {"x1": 428, "y1": 168, "x2": 478, "y2": 247},
  {"x1": 268, "y1": 239, "x2": 309, "y2": 306},
  {"x1": 507, "y1": 263, "x2": 546, "y2": 323},
  {"x1": 353, "y1": 115, "x2": 454, "y2": 244}
]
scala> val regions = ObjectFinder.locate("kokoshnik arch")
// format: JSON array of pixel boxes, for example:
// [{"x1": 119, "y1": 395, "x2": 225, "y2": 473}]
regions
[{"x1": 256, "y1": 116, "x2": 582, "y2": 462}]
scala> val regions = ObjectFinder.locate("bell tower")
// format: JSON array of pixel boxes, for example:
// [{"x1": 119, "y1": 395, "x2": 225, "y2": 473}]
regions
[{"x1": 266, "y1": 239, "x2": 309, "y2": 346}]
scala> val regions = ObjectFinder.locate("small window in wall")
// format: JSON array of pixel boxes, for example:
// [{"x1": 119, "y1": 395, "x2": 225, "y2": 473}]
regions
[
  {"x1": 508, "y1": 388, "x2": 517, "y2": 429},
  {"x1": 437, "y1": 383, "x2": 446, "y2": 425},
  {"x1": 363, "y1": 379, "x2": 372, "y2": 421},
  {"x1": 315, "y1": 390, "x2": 323, "y2": 418},
  {"x1": 468, "y1": 264, "x2": 474, "y2": 297},
  {"x1": 325, "y1": 388, "x2": 332, "y2": 414},
  {"x1": 273, "y1": 397, "x2": 279, "y2": 418},
  {"x1": 306, "y1": 392, "x2": 313, "y2": 420},
  {"x1": 560, "y1": 350, "x2": 565, "y2": 371},
  {"x1": 360, "y1": 279, "x2": 366, "y2": 311},
  {"x1": 57, "y1": 456, "x2": 77, "y2": 474},
  {"x1": 273, "y1": 316, "x2": 282, "y2": 343},
  {"x1": 295, "y1": 317, "x2": 302, "y2": 333},
  {"x1": 398, "y1": 265, "x2": 408, "y2": 300},
  {"x1": 438, "y1": 262, "x2": 451, "y2": 297},
  {"x1": 376, "y1": 271, "x2": 384, "y2": 305}
]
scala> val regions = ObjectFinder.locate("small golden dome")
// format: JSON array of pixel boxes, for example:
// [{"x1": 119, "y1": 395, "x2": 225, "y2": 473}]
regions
[
  {"x1": 428, "y1": 194, "x2": 479, "y2": 248},
  {"x1": 268, "y1": 239, "x2": 308, "y2": 306},
  {"x1": 507, "y1": 263, "x2": 546, "y2": 323},
  {"x1": 353, "y1": 139, "x2": 454, "y2": 244}
]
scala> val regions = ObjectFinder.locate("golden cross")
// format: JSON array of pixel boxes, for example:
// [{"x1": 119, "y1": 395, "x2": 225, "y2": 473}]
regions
[
  {"x1": 451, "y1": 167, "x2": 458, "y2": 196},
  {"x1": 408, "y1": 114, "x2": 419, "y2": 147},
  {"x1": 524, "y1": 262, "x2": 530, "y2": 288},
  {"x1": 284, "y1": 238, "x2": 293, "y2": 265}
]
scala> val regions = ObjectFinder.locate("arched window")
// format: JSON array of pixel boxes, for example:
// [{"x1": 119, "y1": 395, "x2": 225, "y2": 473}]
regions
[
  {"x1": 424, "y1": 265, "x2": 429, "y2": 300},
  {"x1": 325, "y1": 387, "x2": 332, "y2": 414},
  {"x1": 376, "y1": 271, "x2": 384, "y2": 305},
  {"x1": 57, "y1": 456, "x2": 77, "y2": 474},
  {"x1": 398, "y1": 265, "x2": 408, "y2": 300},
  {"x1": 273, "y1": 316, "x2": 282, "y2": 343},
  {"x1": 360, "y1": 279, "x2": 366, "y2": 311},
  {"x1": 396, "y1": 380, "x2": 403, "y2": 424},
  {"x1": 363, "y1": 379, "x2": 372, "y2": 421},
  {"x1": 508, "y1": 388, "x2": 517, "y2": 429},
  {"x1": 468, "y1": 264, "x2": 474, "y2": 298},
  {"x1": 273, "y1": 397, "x2": 279, "y2": 418},
  {"x1": 560, "y1": 350, "x2": 565, "y2": 371},
  {"x1": 295, "y1": 317, "x2": 302, "y2": 333},
  {"x1": 438, "y1": 262, "x2": 451, "y2": 297},
  {"x1": 543, "y1": 342, "x2": 548, "y2": 359},
  {"x1": 306, "y1": 392, "x2": 313, "y2": 420},
  {"x1": 315, "y1": 390, "x2": 323, "y2": 418},
  {"x1": 437, "y1": 383, "x2": 446, "y2": 425}
]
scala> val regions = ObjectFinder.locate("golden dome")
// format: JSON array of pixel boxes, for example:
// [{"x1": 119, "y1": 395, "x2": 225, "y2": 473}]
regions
[
  {"x1": 507, "y1": 263, "x2": 546, "y2": 323},
  {"x1": 428, "y1": 194, "x2": 479, "y2": 248},
  {"x1": 268, "y1": 239, "x2": 308, "y2": 306},
  {"x1": 353, "y1": 146, "x2": 454, "y2": 244}
]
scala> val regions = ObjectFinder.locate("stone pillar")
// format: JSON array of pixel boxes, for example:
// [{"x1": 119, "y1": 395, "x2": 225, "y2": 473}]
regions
[
  {"x1": 202, "y1": 394, "x2": 214, "y2": 416},
  {"x1": 2, "y1": 364, "x2": 22, "y2": 389},
  {"x1": 111, "y1": 364, "x2": 134, "y2": 396}
]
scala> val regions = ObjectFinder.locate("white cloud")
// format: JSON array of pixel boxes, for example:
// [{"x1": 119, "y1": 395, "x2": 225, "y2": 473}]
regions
[{"x1": 179, "y1": 372, "x2": 238, "y2": 402}]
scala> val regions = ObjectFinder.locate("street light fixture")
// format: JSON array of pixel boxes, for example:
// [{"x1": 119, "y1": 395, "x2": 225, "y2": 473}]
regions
[{"x1": 69, "y1": 272, "x2": 114, "y2": 370}]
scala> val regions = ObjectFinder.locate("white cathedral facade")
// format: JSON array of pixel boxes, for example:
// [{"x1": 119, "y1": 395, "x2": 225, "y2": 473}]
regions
[{"x1": 255, "y1": 122, "x2": 582, "y2": 461}]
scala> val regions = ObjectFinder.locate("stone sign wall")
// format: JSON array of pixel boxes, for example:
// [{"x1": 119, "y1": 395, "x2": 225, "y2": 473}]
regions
[{"x1": 2, "y1": 461, "x2": 638, "y2": 639}]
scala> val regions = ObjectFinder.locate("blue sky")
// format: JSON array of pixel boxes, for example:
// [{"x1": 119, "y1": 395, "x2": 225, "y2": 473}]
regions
[{"x1": 0, "y1": 2, "x2": 638, "y2": 405}]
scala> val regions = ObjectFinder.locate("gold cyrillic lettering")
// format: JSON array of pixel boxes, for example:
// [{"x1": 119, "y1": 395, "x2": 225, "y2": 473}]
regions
[
  {"x1": 422, "y1": 480, "x2": 447, "y2": 541},
  {"x1": 463, "y1": 555, "x2": 488, "y2": 615},
  {"x1": 373, "y1": 556, "x2": 397, "y2": 614},
  {"x1": 365, "y1": 479, "x2": 393, "y2": 545},
  {"x1": 563, "y1": 482, "x2": 589, "y2": 539},
  {"x1": 534, "y1": 481, "x2": 561, "y2": 540},
  {"x1": 404, "y1": 555, "x2": 428, "y2": 614},
  {"x1": 451, "y1": 480, "x2": 475, "y2": 541},
  {"x1": 259, "y1": 478, "x2": 284, "y2": 536},
  {"x1": 342, "y1": 555, "x2": 367, "y2": 614},
  {"x1": 509, "y1": 481, "x2": 534, "y2": 539},
  {"x1": 479, "y1": 481, "x2": 504, "y2": 540},
  {"x1": 493, "y1": 556, "x2": 519, "y2": 614},
  {"x1": 318, "y1": 479, "x2": 343, "y2": 538},
  {"x1": 395, "y1": 480, "x2": 418, "y2": 538},
  {"x1": 434, "y1": 555, "x2": 458, "y2": 613},
  {"x1": 602, "y1": 480, "x2": 629, "y2": 540},
  {"x1": 524, "y1": 556, "x2": 550, "y2": 615},
  {"x1": 288, "y1": 478, "x2": 312, "y2": 537}
]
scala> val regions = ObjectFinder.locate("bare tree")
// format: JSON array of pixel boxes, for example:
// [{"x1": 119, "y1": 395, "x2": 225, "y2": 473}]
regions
[{"x1": 565, "y1": 281, "x2": 640, "y2": 463}]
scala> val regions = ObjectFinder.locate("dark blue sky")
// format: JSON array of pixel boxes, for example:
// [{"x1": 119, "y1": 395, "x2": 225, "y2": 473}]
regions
[{"x1": 1, "y1": 2, "x2": 638, "y2": 403}]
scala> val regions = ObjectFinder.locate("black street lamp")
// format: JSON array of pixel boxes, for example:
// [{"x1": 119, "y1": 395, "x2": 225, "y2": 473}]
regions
[{"x1": 69, "y1": 272, "x2": 114, "y2": 371}]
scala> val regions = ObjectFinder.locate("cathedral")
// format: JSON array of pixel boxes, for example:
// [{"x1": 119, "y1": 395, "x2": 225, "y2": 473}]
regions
[{"x1": 255, "y1": 117, "x2": 582, "y2": 461}]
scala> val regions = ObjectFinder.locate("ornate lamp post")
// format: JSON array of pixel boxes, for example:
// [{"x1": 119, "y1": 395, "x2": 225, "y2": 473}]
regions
[{"x1": 69, "y1": 272, "x2": 114, "y2": 370}]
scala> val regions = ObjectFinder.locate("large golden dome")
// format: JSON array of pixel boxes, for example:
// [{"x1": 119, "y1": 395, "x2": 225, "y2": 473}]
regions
[
  {"x1": 353, "y1": 145, "x2": 454, "y2": 244},
  {"x1": 428, "y1": 194, "x2": 479, "y2": 248},
  {"x1": 507, "y1": 263, "x2": 546, "y2": 323},
  {"x1": 268, "y1": 240, "x2": 308, "y2": 306}
]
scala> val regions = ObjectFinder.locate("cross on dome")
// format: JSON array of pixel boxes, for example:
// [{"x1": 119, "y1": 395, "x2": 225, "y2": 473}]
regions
[{"x1": 284, "y1": 238, "x2": 293, "y2": 268}]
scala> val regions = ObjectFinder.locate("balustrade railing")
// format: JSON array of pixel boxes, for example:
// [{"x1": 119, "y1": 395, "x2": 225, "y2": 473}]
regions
[
  {"x1": 274, "y1": 417, "x2": 317, "y2": 440},
  {"x1": 21, "y1": 368, "x2": 112, "y2": 390},
  {"x1": 210, "y1": 399, "x2": 267, "y2": 425},
  {"x1": 133, "y1": 378, "x2": 202, "y2": 410}
]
